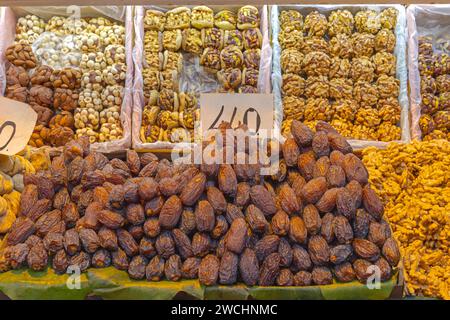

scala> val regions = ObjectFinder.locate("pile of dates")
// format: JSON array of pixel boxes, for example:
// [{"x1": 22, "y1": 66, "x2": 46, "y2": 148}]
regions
[{"x1": 0, "y1": 120, "x2": 400, "y2": 287}]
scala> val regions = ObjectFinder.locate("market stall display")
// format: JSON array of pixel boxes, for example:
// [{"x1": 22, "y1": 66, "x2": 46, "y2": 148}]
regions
[
  {"x1": 132, "y1": 5, "x2": 272, "y2": 150},
  {"x1": 408, "y1": 5, "x2": 450, "y2": 141},
  {"x1": 0, "y1": 7, "x2": 133, "y2": 153},
  {"x1": 271, "y1": 5, "x2": 409, "y2": 149}
]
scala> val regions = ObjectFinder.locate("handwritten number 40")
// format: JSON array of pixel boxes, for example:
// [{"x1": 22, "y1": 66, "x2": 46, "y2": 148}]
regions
[
  {"x1": 0, "y1": 121, "x2": 16, "y2": 151},
  {"x1": 208, "y1": 106, "x2": 261, "y2": 132}
]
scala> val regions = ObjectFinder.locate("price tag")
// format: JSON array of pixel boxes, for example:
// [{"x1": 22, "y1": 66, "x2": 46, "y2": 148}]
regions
[
  {"x1": 200, "y1": 93, "x2": 274, "y2": 137},
  {"x1": 0, "y1": 96, "x2": 37, "y2": 155}
]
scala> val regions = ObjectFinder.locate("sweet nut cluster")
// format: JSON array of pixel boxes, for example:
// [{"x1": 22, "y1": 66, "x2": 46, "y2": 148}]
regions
[
  {"x1": 5, "y1": 43, "x2": 37, "y2": 69},
  {"x1": 279, "y1": 8, "x2": 402, "y2": 142},
  {"x1": 418, "y1": 36, "x2": 450, "y2": 141},
  {"x1": 142, "y1": 6, "x2": 262, "y2": 143},
  {"x1": 15, "y1": 15, "x2": 46, "y2": 44}
]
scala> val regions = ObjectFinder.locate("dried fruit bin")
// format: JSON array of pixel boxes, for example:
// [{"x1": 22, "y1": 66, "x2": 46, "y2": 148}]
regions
[
  {"x1": 271, "y1": 5, "x2": 410, "y2": 150},
  {"x1": 132, "y1": 5, "x2": 273, "y2": 152},
  {"x1": 407, "y1": 5, "x2": 450, "y2": 141},
  {"x1": 0, "y1": 6, "x2": 133, "y2": 154}
]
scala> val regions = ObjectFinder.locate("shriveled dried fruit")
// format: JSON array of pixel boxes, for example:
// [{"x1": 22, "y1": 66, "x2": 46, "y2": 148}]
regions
[
  {"x1": 165, "y1": 254, "x2": 182, "y2": 281},
  {"x1": 112, "y1": 249, "x2": 129, "y2": 271},
  {"x1": 312, "y1": 266, "x2": 333, "y2": 285},
  {"x1": 255, "y1": 235, "x2": 280, "y2": 262},
  {"x1": 330, "y1": 244, "x2": 353, "y2": 265},
  {"x1": 181, "y1": 257, "x2": 201, "y2": 279},
  {"x1": 126, "y1": 150, "x2": 141, "y2": 176},
  {"x1": 334, "y1": 262, "x2": 356, "y2": 282},
  {"x1": 146, "y1": 255, "x2": 165, "y2": 281},
  {"x1": 278, "y1": 184, "x2": 301, "y2": 215},
  {"x1": 192, "y1": 232, "x2": 212, "y2": 257},
  {"x1": 297, "y1": 152, "x2": 316, "y2": 181},
  {"x1": 98, "y1": 227, "x2": 118, "y2": 251},
  {"x1": 180, "y1": 173, "x2": 206, "y2": 206},
  {"x1": 206, "y1": 186, "x2": 227, "y2": 214},
  {"x1": 301, "y1": 177, "x2": 327, "y2": 204},
  {"x1": 278, "y1": 237, "x2": 293, "y2": 267},
  {"x1": 211, "y1": 215, "x2": 229, "y2": 239},
  {"x1": 98, "y1": 209, "x2": 125, "y2": 229},
  {"x1": 218, "y1": 165, "x2": 237, "y2": 197},
  {"x1": 250, "y1": 185, "x2": 277, "y2": 216},
  {"x1": 302, "y1": 204, "x2": 321, "y2": 235},
  {"x1": 219, "y1": 251, "x2": 239, "y2": 284},
  {"x1": 362, "y1": 185, "x2": 384, "y2": 221},
  {"x1": 308, "y1": 235, "x2": 330, "y2": 266},
  {"x1": 235, "y1": 182, "x2": 251, "y2": 207},
  {"x1": 7, "y1": 217, "x2": 35, "y2": 246},
  {"x1": 259, "y1": 252, "x2": 281, "y2": 286},
  {"x1": 382, "y1": 237, "x2": 400, "y2": 267},
  {"x1": 312, "y1": 132, "x2": 330, "y2": 158},
  {"x1": 64, "y1": 229, "x2": 80, "y2": 256},
  {"x1": 292, "y1": 244, "x2": 312, "y2": 272},
  {"x1": 27, "y1": 243, "x2": 48, "y2": 271},
  {"x1": 282, "y1": 138, "x2": 300, "y2": 167},
  {"x1": 195, "y1": 200, "x2": 215, "y2": 232},
  {"x1": 333, "y1": 215, "x2": 354, "y2": 244},
  {"x1": 289, "y1": 216, "x2": 308, "y2": 244},
  {"x1": 294, "y1": 271, "x2": 312, "y2": 286},
  {"x1": 225, "y1": 218, "x2": 248, "y2": 254},
  {"x1": 128, "y1": 255, "x2": 148, "y2": 280},
  {"x1": 291, "y1": 120, "x2": 314, "y2": 147},
  {"x1": 353, "y1": 259, "x2": 372, "y2": 282},
  {"x1": 271, "y1": 210, "x2": 290, "y2": 236},
  {"x1": 342, "y1": 154, "x2": 368, "y2": 185},
  {"x1": 159, "y1": 195, "x2": 183, "y2": 229},
  {"x1": 172, "y1": 228, "x2": 193, "y2": 260},
  {"x1": 199, "y1": 254, "x2": 220, "y2": 286},
  {"x1": 315, "y1": 188, "x2": 338, "y2": 213},
  {"x1": 117, "y1": 229, "x2": 139, "y2": 257},
  {"x1": 277, "y1": 268, "x2": 294, "y2": 286},
  {"x1": 353, "y1": 238, "x2": 380, "y2": 262},
  {"x1": 79, "y1": 228, "x2": 100, "y2": 253},
  {"x1": 245, "y1": 204, "x2": 268, "y2": 234}
]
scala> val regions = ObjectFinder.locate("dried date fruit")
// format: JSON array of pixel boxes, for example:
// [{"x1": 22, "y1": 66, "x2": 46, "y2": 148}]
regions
[
  {"x1": 81, "y1": 170, "x2": 105, "y2": 190},
  {"x1": 328, "y1": 132, "x2": 352, "y2": 154},
  {"x1": 19, "y1": 184, "x2": 38, "y2": 217},
  {"x1": 259, "y1": 252, "x2": 281, "y2": 286},
  {"x1": 207, "y1": 186, "x2": 227, "y2": 214},
  {"x1": 226, "y1": 203, "x2": 245, "y2": 224},
  {"x1": 70, "y1": 251, "x2": 91, "y2": 272},
  {"x1": 353, "y1": 238, "x2": 380, "y2": 262},
  {"x1": 98, "y1": 209, "x2": 125, "y2": 229},
  {"x1": 98, "y1": 227, "x2": 118, "y2": 251},
  {"x1": 294, "y1": 271, "x2": 312, "y2": 286},
  {"x1": 128, "y1": 225, "x2": 144, "y2": 241},
  {"x1": 333, "y1": 262, "x2": 356, "y2": 282},
  {"x1": 224, "y1": 218, "x2": 248, "y2": 254},
  {"x1": 155, "y1": 231, "x2": 175, "y2": 259},
  {"x1": 342, "y1": 154, "x2": 368, "y2": 185},
  {"x1": 123, "y1": 181, "x2": 140, "y2": 203},
  {"x1": 64, "y1": 229, "x2": 80, "y2": 256},
  {"x1": 159, "y1": 195, "x2": 183, "y2": 229},
  {"x1": 312, "y1": 132, "x2": 330, "y2": 158},
  {"x1": 308, "y1": 235, "x2": 330, "y2": 266},
  {"x1": 92, "y1": 249, "x2": 112, "y2": 268},
  {"x1": 282, "y1": 137, "x2": 300, "y2": 167},
  {"x1": 126, "y1": 150, "x2": 141, "y2": 176},
  {"x1": 362, "y1": 185, "x2": 384, "y2": 221},
  {"x1": 302, "y1": 204, "x2": 321, "y2": 235},
  {"x1": 291, "y1": 120, "x2": 314, "y2": 147},
  {"x1": 292, "y1": 244, "x2": 312, "y2": 272},
  {"x1": 277, "y1": 268, "x2": 294, "y2": 286},
  {"x1": 5, "y1": 244, "x2": 29, "y2": 269},
  {"x1": 219, "y1": 251, "x2": 239, "y2": 284},
  {"x1": 77, "y1": 189, "x2": 93, "y2": 215},
  {"x1": 250, "y1": 185, "x2": 277, "y2": 216},
  {"x1": 255, "y1": 235, "x2": 280, "y2": 262},
  {"x1": 144, "y1": 195, "x2": 165, "y2": 216},
  {"x1": 353, "y1": 259, "x2": 372, "y2": 282},
  {"x1": 312, "y1": 266, "x2": 333, "y2": 285},
  {"x1": 112, "y1": 248, "x2": 129, "y2": 271},
  {"x1": 235, "y1": 182, "x2": 251, "y2": 207},
  {"x1": 195, "y1": 200, "x2": 216, "y2": 232},
  {"x1": 375, "y1": 257, "x2": 392, "y2": 281},
  {"x1": 143, "y1": 217, "x2": 161, "y2": 238},
  {"x1": 139, "y1": 237, "x2": 156, "y2": 259},
  {"x1": 271, "y1": 210, "x2": 290, "y2": 236},
  {"x1": 326, "y1": 165, "x2": 346, "y2": 188},
  {"x1": 181, "y1": 257, "x2": 201, "y2": 279},
  {"x1": 109, "y1": 185, "x2": 125, "y2": 209},
  {"x1": 79, "y1": 228, "x2": 100, "y2": 253},
  {"x1": 301, "y1": 177, "x2": 327, "y2": 204},
  {"x1": 330, "y1": 244, "x2": 353, "y2": 265},
  {"x1": 245, "y1": 204, "x2": 268, "y2": 234},
  {"x1": 146, "y1": 255, "x2": 165, "y2": 281},
  {"x1": 53, "y1": 249, "x2": 69, "y2": 274},
  {"x1": 172, "y1": 228, "x2": 193, "y2": 259},
  {"x1": 211, "y1": 215, "x2": 229, "y2": 239},
  {"x1": 382, "y1": 237, "x2": 400, "y2": 267},
  {"x1": 353, "y1": 209, "x2": 371, "y2": 239},
  {"x1": 346, "y1": 180, "x2": 362, "y2": 208},
  {"x1": 180, "y1": 172, "x2": 207, "y2": 206},
  {"x1": 67, "y1": 157, "x2": 85, "y2": 185},
  {"x1": 35, "y1": 210, "x2": 62, "y2": 237},
  {"x1": 165, "y1": 254, "x2": 182, "y2": 281},
  {"x1": 93, "y1": 187, "x2": 111, "y2": 206},
  {"x1": 315, "y1": 188, "x2": 338, "y2": 213},
  {"x1": 139, "y1": 161, "x2": 159, "y2": 178},
  {"x1": 297, "y1": 152, "x2": 316, "y2": 181},
  {"x1": 333, "y1": 215, "x2": 354, "y2": 244},
  {"x1": 117, "y1": 229, "x2": 139, "y2": 257},
  {"x1": 368, "y1": 222, "x2": 388, "y2": 247},
  {"x1": 199, "y1": 254, "x2": 220, "y2": 286},
  {"x1": 128, "y1": 255, "x2": 148, "y2": 280},
  {"x1": 278, "y1": 237, "x2": 293, "y2": 267},
  {"x1": 336, "y1": 188, "x2": 356, "y2": 220},
  {"x1": 53, "y1": 188, "x2": 71, "y2": 211},
  {"x1": 126, "y1": 203, "x2": 145, "y2": 226},
  {"x1": 83, "y1": 202, "x2": 102, "y2": 230},
  {"x1": 192, "y1": 232, "x2": 212, "y2": 257},
  {"x1": 278, "y1": 184, "x2": 301, "y2": 215},
  {"x1": 27, "y1": 243, "x2": 48, "y2": 271},
  {"x1": 7, "y1": 217, "x2": 36, "y2": 246},
  {"x1": 179, "y1": 208, "x2": 196, "y2": 235},
  {"x1": 43, "y1": 232, "x2": 64, "y2": 254},
  {"x1": 239, "y1": 248, "x2": 259, "y2": 286},
  {"x1": 289, "y1": 216, "x2": 308, "y2": 244},
  {"x1": 159, "y1": 177, "x2": 182, "y2": 197}
]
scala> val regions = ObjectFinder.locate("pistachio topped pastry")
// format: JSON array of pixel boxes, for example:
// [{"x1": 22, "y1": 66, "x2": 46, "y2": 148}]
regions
[
  {"x1": 214, "y1": 10, "x2": 237, "y2": 30},
  {"x1": 237, "y1": 6, "x2": 260, "y2": 30}
]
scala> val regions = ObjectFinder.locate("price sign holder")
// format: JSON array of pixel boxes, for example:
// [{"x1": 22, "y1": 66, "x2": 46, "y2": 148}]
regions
[{"x1": 0, "y1": 96, "x2": 37, "y2": 155}]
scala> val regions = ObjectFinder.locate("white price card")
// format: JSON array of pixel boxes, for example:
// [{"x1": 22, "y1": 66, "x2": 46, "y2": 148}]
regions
[
  {"x1": 0, "y1": 96, "x2": 37, "y2": 155},
  {"x1": 200, "y1": 93, "x2": 274, "y2": 137}
]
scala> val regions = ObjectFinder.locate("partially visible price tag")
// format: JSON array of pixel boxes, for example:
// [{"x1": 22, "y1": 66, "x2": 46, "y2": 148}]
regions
[
  {"x1": 200, "y1": 93, "x2": 274, "y2": 137},
  {"x1": 0, "y1": 96, "x2": 37, "y2": 155}
]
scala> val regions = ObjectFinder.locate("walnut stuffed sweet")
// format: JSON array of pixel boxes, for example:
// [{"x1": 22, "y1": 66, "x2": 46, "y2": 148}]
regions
[
  {"x1": 380, "y1": 8, "x2": 398, "y2": 30},
  {"x1": 279, "y1": 10, "x2": 303, "y2": 31},
  {"x1": 329, "y1": 78, "x2": 353, "y2": 100},
  {"x1": 182, "y1": 28, "x2": 203, "y2": 55},
  {"x1": 373, "y1": 52, "x2": 396, "y2": 76},
  {"x1": 162, "y1": 50, "x2": 183, "y2": 72},
  {"x1": 51, "y1": 68, "x2": 82, "y2": 90},
  {"x1": 355, "y1": 107, "x2": 381, "y2": 128},
  {"x1": 191, "y1": 6, "x2": 214, "y2": 29},
  {"x1": 157, "y1": 110, "x2": 180, "y2": 130},
  {"x1": 220, "y1": 46, "x2": 243, "y2": 69},
  {"x1": 242, "y1": 28, "x2": 262, "y2": 50},
  {"x1": 243, "y1": 49, "x2": 260, "y2": 69},
  {"x1": 420, "y1": 93, "x2": 440, "y2": 115},
  {"x1": 283, "y1": 96, "x2": 305, "y2": 121},
  {"x1": 375, "y1": 29, "x2": 396, "y2": 53},
  {"x1": 48, "y1": 126, "x2": 74, "y2": 147},
  {"x1": 355, "y1": 10, "x2": 380, "y2": 34},
  {"x1": 159, "y1": 89, "x2": 179, "y2": 112},
  {"x1": 304, "y1": 98, "x2": 333, "y2": 121},
  {"x1": 378, "y1": 99, "x2": 401, "y2": 124},
  {"x1": 163, "y1": 30, "x2": 182, "y2": 51},
  {"x1": 54, "y1": 88, "x2": 79, "y2": 112},
  {"x1": 282, "y1": 74, "x2": 305, "y2": 96},
  {"x1": 142, "y1": 105, "x2": 160, "y2": 126},
  {"x1": 223, "y1": 30, "x2": 243, "y2": 49},
  {"x1": 165, "y1": 7, "x2": 191, "y2": 30},
  {"x1": 436, "y1": 74, "x2": 450, "y2": 94},
  {"x1": 239, "y1": 85, "x2": 258, "y2": 93},
  {"x1": 433, "y1": 111, "x2": 450, "y2": 130},
  {"x1": 31, "y1": 103, "x2": 53, "y2": 126},
  {"x1": 30, "y1": 65, "x2": 53, "y2": 88},
  {"x1": 423, "y1": 129, "x2": 447, "y2": 141},
  {"x1": 5, "y1": 43, "x2": 37, "y2": 69},
  {"x1": 217, "y1": 68, "x2": 242, "y2": 90},
  {"x1": 5, "y1": 85, "x2": 28, "y2": 102},
  {"x1": 214, "y1": 10, "x2": 237, "y2": 30},
  {"x1": 242, "y1": 68, "x2": 259, "y2": 87},
  {"x1": 144, "y1": 10, "x2": 166, "y2": 31},
  {"x1": 420, "y1": 75, "x2": 437, "y2": 95},
  {"x1": 328, "y1": 10, "x2": 354, "y2": 37},
  {"x1": 353, "y1": 81, "x2": 378, "y2": 107},
  {"x1": 418, "y1": 54, "x2": 436, "y2": 77},
  {"x1": 329, "y1": 57, "x2": 351, "y2": 79},
  {"x1": 304, "y1": 11, "x2": 328, "y2": 37},
  {"x1": 179, "y1": 92, "x2": 198, "y2": 112},
  {"x1": 352, "y1": 33, "x2": 375, "y2": 57},
  {"x1": 280, "y1": 49, "x2": 303, "y2": 74},
  {"x1": 332, "y1": 99, "x2": 358, "y2": 121},
  {"x1": 351, "y1": 57, "x2": 375, "y2": 82},
  {"x1": 160, "y1": 69, "x2": 179, "y2": 91},
  {"x1": 377, "y1": 75, "x2": 399, "y2": 99},
  {"x1": 29, "y1": 85, "x2": 53, "y2": 108},
  {"x1": 6, "y1": 65, "x2": 29, "y2": 87},
  {"x1": 49, "y1": 111, "x2": 75, "y2": 129},
  {"x1": 302, "y1": 37, "x2": 329, "y2": 55},
  {"x1": 329, "y1": 34, "x2": 353, "y2": 59},
  {"x1": 143, "y1": 68, "x2": 160, "y2": 92},
  {"x1": 439, "y1": 92, "x2": 450, "y2": 111},
  {"x1": 418, "y1": 36, "x2": 433, "y2": 56},
  {"x1": 141, "y1": 124, "x2": 162, "y2": 143},
  {"x1": 303, "y1": 51, "x2": 331, "y2": 77},
  {"x1": 200, "y1": 48, "x2": 221, "y2": 73},
  {"x1": 278, "y1": 29, "x2": 303, "y2": 50},
  {"x1": 305, "y1": 76, "x2": 330, "y2": 98},
  {"x1": 433, "y1": 53, "x2": 450, "y2": 76},
  {"x1": 237, "y1": 6, "x2": 260, "y2": 30},
  {"x1": 202, "y1": 28, "x2": 224, "y2": 49}
]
